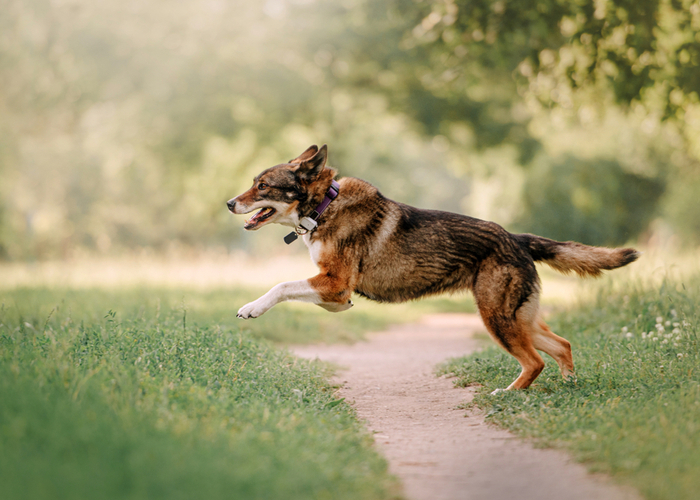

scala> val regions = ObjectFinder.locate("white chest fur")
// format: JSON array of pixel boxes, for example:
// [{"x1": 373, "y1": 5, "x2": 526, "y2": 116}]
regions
[{"x1": 303, "y1": 234, "x2": 324, "y2": 266}]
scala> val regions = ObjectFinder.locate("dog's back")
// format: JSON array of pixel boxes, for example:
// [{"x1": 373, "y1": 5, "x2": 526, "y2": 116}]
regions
[{"x1": 309, "y1": 176, "x2": 637, "y2": 303}]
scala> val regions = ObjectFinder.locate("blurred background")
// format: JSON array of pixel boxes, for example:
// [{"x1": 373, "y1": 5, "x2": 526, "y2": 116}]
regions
[{"x1": 1, "y1": 0, "x2": 699, "y2": 266}]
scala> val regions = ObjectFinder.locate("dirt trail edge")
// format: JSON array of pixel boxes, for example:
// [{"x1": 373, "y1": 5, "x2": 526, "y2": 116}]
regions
[{"x1": 292, "y1": 313, "x2": 640, "y2": 500}]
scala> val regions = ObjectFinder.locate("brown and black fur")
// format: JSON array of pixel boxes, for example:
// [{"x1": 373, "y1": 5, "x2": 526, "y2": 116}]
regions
[{"x1": 228, "y1": 145, "x2": 639, "y2": 391}]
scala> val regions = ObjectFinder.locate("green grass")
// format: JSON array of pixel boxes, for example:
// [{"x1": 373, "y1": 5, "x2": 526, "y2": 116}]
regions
[
  {"x1": 439, "y1": 275, "x2": 700, "y2": 500},
  {"x1": 1, "y1": 287, "x2": 474, "y2": 345},
  {"x1": 0, "y1": 286, "x2": 403, "y2": 500}
]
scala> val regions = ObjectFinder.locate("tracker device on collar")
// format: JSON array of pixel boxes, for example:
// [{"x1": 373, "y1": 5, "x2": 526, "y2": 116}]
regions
[{"x1": 284, "y1": 180, "x2": 340, "y2": 244}]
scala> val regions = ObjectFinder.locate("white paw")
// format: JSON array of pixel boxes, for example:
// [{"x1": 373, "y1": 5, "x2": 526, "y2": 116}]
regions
[
  {"x1": 490, "y1": 388, "x2": 505, "y2": 395},
  {"x1": 236, "y1": 299, "x2": 271, "y2": 319}
]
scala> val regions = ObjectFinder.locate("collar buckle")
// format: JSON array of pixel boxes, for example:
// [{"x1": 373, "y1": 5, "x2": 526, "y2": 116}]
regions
[{"x1": 299, "y1": 217, "x2": 318, "y2": 232}]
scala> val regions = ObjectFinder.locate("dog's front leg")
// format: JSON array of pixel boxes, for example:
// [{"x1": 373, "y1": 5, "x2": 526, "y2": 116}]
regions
[
  {"x1": 317, "y1": 301, "x2": 354, "y2": 313},
  {"x1": 237, "y1": 280, "x2": 315, "y2": 319},
  {"x1": 236, "y1": 276, "x2": 353, "y2": 319}
]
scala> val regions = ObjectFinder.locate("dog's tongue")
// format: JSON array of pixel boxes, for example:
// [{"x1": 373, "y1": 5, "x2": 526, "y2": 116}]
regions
[{"x1": 244, "y1": 207, "x2": 273, "y2": 229}]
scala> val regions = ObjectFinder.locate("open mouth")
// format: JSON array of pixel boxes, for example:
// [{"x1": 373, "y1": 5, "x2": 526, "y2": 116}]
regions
[{"x1": 244, "y1": 207, "x2": 276, "y2": 230}]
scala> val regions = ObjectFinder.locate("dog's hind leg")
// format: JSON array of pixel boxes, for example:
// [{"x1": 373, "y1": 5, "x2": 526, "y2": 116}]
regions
[
  {"x1": 530, "y1": 316, "x2": 575, "y2": 381},
  {"x1": 503, "y1": 343, "x2": 545, "y2": 391},
  {"x1": 473, "y1": 258, "x2": 547, "y2": 392},
  {"x1": 481, "y1": 317, "x2": 546, "y2": 392}
]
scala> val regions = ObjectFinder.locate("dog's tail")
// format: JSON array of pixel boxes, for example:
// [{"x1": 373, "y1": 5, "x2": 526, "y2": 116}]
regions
[{"x1": 515, "y1": 233, "x2": 640, "y2": 278}]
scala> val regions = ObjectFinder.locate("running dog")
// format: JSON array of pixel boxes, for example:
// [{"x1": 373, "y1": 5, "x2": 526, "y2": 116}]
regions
[{"x1": 226, "y1": 145, "x2": 639, "y2": 391}]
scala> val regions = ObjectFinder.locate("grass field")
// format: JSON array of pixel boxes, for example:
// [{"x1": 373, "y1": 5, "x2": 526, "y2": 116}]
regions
[
  {"x1": 439, "y1": 271, "x2": 700, "y2": 500},
  {"x1": 6, "y1": 253, "x2": 694, "y2": 500},
  {"x1": 0, "y1": 286, "x2": 406, "y2": 500}
]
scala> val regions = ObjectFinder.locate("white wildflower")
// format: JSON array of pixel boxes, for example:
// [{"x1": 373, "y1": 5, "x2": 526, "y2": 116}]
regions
[
  {"x1": 672, "y1": 328, "x2": 681, "y2": 334},
  {"x1": 673, "y1": 322, "x2": 680, "y2": 328},
  {"x1": 671, "y1": 309, "x2": 678, "y2": 317},
  {"x1": 626, "y1": 332, "x2": 633, "y2": 338},
  {"x1": 622, "y1": 326, "x2": 628, "y2": 333},
  {"x1": 656, "y1": 316, "x2": 663, "y2": 323},
  {"x1": 662, "y1": 339, "x2": 668, "y2": 344},
  {"x1": 665, "y1": 320, "x2": 671, "y2": 327},
  {"x1": 677, "y1": 353, "x2": 684, "y2": 359}
]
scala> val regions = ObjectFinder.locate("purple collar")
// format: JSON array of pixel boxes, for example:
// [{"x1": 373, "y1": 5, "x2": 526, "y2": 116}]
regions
[{"x1": 284, "y1": 180, "x2": 340, "y2": 244}]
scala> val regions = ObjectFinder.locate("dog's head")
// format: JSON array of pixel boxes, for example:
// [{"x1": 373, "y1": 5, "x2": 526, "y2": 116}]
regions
[{"x1": 226, "y1": 144, "x2": 336, "y2": 230}]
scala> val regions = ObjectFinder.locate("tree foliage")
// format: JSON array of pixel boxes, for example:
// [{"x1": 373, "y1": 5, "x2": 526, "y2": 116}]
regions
[
  {"x1": 517, "y1": 157, "x2": 664, "y2": 245},
  {"x1": 0, "y1": 0, "x2": 697, "y2": 258},
  {"x1": 368, "y1": 0, "x2": 700, "y2": 120}
]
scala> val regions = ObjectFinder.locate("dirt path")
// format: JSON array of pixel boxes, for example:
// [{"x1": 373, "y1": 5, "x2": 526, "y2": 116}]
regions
[{"x1": 292, "y1": 313, "x2": 640, "y2": 500}]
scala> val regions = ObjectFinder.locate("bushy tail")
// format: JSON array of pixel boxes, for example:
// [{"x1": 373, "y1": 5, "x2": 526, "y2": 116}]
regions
[{"x1": 515, "y1": 233, "x2": 640, "y2": 278}]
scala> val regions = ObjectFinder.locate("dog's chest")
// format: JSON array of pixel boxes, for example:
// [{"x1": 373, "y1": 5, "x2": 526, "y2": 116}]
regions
[{"x1": 303, "y1": 234, "x2": 324, "y2": 266}]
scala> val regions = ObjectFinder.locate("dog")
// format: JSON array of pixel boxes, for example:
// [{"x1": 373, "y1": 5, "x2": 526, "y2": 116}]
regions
[{"x1": 226, "y1": 145, "x2": 639, "y2": 391}]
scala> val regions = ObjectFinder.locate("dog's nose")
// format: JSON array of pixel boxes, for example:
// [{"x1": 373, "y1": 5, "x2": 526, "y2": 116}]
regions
[{"x1": 226, "y1": 199, "x2": 236, "y2": 212}]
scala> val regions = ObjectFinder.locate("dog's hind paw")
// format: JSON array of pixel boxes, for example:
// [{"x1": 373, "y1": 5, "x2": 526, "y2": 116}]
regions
[{"x1": 490, "y1": 388, "x2": 505, "y2": 395}]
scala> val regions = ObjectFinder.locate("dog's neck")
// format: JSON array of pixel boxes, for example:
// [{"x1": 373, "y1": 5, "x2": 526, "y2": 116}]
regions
[
  {"x1": 284, "y1": 179, "x2": 340, "y2": 244},
  {"x1": 297, "y1": 168, "x2": 336, "y2": 216},
  {"x1": 306, "y1": 179, "x2": 340, "y2": 220}
]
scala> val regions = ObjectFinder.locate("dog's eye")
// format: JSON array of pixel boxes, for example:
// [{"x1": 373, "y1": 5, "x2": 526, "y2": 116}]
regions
[{"x1": 258, "y1": 182, "x2": 268, "y2": 190}]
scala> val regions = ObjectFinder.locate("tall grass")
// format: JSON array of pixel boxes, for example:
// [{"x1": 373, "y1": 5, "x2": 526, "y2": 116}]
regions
[
  {"x1": 439, "y1": 272, "x2": 700, "y2": 500},
  {"x1": 0, "y1": 287, "x2": 400, "y2": 500}
]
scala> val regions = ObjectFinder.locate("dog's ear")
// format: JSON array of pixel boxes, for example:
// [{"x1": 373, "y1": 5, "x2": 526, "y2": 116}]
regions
[
  {"x1": 296, "y1": 144, "x2": 327, "y2": 182},
  {"x1": 289, "y1": 145, "x2": 319, "y2": 165}
]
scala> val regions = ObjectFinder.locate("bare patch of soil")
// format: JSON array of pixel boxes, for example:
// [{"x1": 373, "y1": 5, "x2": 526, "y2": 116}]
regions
[{"x1": 292, "y1": 313, "x2": 640, "y2": 500}]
